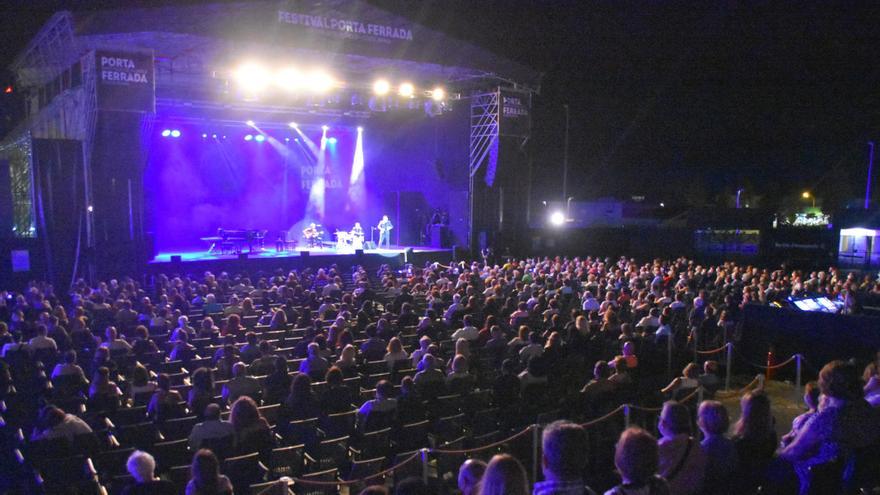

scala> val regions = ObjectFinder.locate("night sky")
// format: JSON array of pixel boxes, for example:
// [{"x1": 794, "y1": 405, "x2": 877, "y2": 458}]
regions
[{"x1": 2, "y1": 1, "x2": 878, "y2": 211}]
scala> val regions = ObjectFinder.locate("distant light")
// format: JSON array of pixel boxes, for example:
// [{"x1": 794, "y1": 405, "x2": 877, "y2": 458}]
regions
[
  {"x1": 321, "y1": 125, "x2": 329, "y2": 131},
  {"x1": 284, "y1": 137, "x2": 290, "y2": 142},
  {"x1": 246, "y1": 120, "x2": 255, "y2": 127},
  {"x1": 398, "y1": 82, "x2": 415, "y2": 98},
  {"x1": 234, "y1": 62, "x2": 271, "y2": 92},
  {"x1": 327, "y1": 137, "x2": 337, "y2": 144},
  {"x1": 201, "y1": 133, "x2": 208, "y2": 138},
  {"x1": 288, "y1": 122, "x2": 298, "y2": 129},
  {"x1": 549, "y1": 211, "x2": 565, "y2": 226},
  {"x1": 254, "y1": 134, "x2": 266, "y2": 142},
  {"x1": 802, "y1": 191, "x2": 811, "y2": 199},
  {"x1": 211, "y1": 134, "x2": 218, "y2": 139},
  {"x1": 221, "y1": 135, "x2": 227, "y2": 139},
  {"x1": 294, "y1": 138, "x2": 300, "y2": 142},
  {"x1": 659, "y1": 202, "x2": 665, "y2": 208},
  {"x1": 275, "y1": 67, "x2": 303, "y2": 91},
  {"x1": 3, "y1": 85, "x2": 12, "y2": 94},
  {"x1": 431, "y1": 87, "x2": 445, "y2": 101},
  {"x1": 87, "y1": 205, "x2": 94, "y2": 213},
  {"x1": 161, "y1": 129, "x2": 171, "y2": 137},
  {"x1": 244, "y1": 134, "x2": 254, "y2": 141},
  {"x1": 357, "y1": 126, "x2": 363, "y2": 132},
  {"x1": 170, "y1": 129, "x2": 181, "y2": 138},
  {"x1": 372, "y1": 79, "x2": 391, "y2": 96}
]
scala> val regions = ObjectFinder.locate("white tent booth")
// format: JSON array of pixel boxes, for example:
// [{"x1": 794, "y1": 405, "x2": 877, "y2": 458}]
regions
[{"x1": 838, "y1": 227, "x2": 880, "y2": 268}]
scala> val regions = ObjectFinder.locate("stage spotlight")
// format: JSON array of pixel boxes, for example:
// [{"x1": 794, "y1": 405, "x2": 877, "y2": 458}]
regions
[
  {"x1": 275, "y1": 67, "x2": 303, "y2": 91},
  {"x1": 234, "y1": 62, "x2": 271, "y2": 92},
  {"x1": 398, "y1": 82, "x2": 415, "y2": 97},
  {"x1": 431, "y1": 87, "x2": 445, "y2": 101},
  {"x1": 288, "y1": 122, "x2": 298, "y2": 129},
  {"x1": 321, "y1": 125, "x2": 329, "y2": 131},
  {"x1": 327, "y1": 137, "x2": 337, "y2": 144},
  {"x1": 222, "y1": 135, "x2": 227, "y2": 139},
  {"x1": 357, "y1": 126, "x2": 363, "y2": 132},
  {"x1": 549, "y1": 211, "x2": 566, "y2": 226},
  {"x1": 306, "y1": 69, "x2": 334, "y2": 93},
  {"x1": 254, "y1": 134, "x2": 266, "y2": 142},
  {"x1": 244, "y1": 134, "x2": 254, "y2": 141},
  {"x1": 201, "y1": 133, "x2": 208, "y2": 138},
  {"x1": 170, "y1": 129, "x2": 181, "y2": 138},
  {"x1": 161, "y1": 129, "x2": 171, "y2": 137},
  {"x1": 372, "y1": 79, "x2": 391, "y2": 95},
  {"x1": 246, "y1": 120, "x2": 255, "y2": 127},
  {"x1": 212, "y1": 134, "x2": 218, "y2": 139},
  {"x1": 284, "y1": 137, "x2": 290, "y2": 142}
]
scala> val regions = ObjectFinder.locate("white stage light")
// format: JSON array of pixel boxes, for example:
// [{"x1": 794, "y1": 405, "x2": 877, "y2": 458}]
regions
[
  {"x1": 431, "y1": 87, "x2": 445, "y2": 101},
  {"x1": 288, "y1": 122, "x2": 298, "y2": 129},
  {"x1": 372, "y1": 79, "x2": 391, "y2": 95},
  {"x1": 170, "y1": 129, "x2": 181, "y2": 138},
  {"x1": 321, "y1": 125, "x2": 329, "y2": 131},
  {"x1": 549, "y1": 211, "x2": 566, "y2": 226},
  {"x1": 398, "y1": 82, "x2": 415, "y2": 97},
  {"x1": 246, "y1": 120, "x2": 255, "y2": 127},
  {"x1": 234, "y1": 63, "x2": 271, "y2": 92},
  {"x1": 275, "y1": 67, "x2": 303, "y2": 91},
  {"x1": 161, "y1": 129, "x2": 171, "y2": 137},
  {"x1": 357, "y1": 126, "x2": 363, "y2": 132},
  {"x1": 306, "y1": 70, "x2": 334, "y2": 93}
]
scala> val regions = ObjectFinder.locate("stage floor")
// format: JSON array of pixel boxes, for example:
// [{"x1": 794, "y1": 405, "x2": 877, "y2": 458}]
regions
[{"x1": 150, "y1": 246, "x2": 448, "y2": 263}]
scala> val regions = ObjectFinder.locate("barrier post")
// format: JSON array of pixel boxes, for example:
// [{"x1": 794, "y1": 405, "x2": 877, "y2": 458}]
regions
[
  {"x1": 757, "y1": 373, "x2": 765, "y2": 390},
  {"x1": 667, "y1": 331, "x2": 673, "y2": 380},
  {"x1": 725, "y1": 343, "x2": 732, "y2": 391},
  {"x1": 698, "y1": 386, "x2": 704, "y2": 405},
  {"x1": 624, "y1": 405, "x2": 631, "y2": 429},
  {"x1": 420, "y1": 448, "x2": 429, "y2": 485},
  {"x1": 532, "y1": 424, "x2": 540, "y2": 485},
  {"x1": 692, "y1": 327, "x2": 699, "y2": 364},
  {"x1": 795, "y1": 354, "x2": 802, "y2": 396}
]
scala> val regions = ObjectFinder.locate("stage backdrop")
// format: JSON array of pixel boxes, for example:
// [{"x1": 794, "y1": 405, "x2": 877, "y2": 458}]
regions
[{"x1": 144, "y1": 109, "x2": 468, "y2": 254}]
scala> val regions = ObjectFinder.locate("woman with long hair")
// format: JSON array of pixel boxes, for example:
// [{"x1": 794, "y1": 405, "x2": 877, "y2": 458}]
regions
[
  {"x1": 188, "y1": 367, "x2": 215, "y2": 420},
  {"x1": 478, "y1": 454, "x2": 529, "y2": 495},
  {"x1": 185, "y1": 449, "x2": 232, "y2": 495},
  {"x1": 230, "y1": 396, "x2": 274, "y2": 460},
  {"x1": 731, "y1": 391, "x2": 776, "y2": 492}
]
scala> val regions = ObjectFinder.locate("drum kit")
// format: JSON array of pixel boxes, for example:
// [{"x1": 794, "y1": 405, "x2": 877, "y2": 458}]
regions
[{"x1": 334, "y1": 230, "x2": 365, "y2": 252}]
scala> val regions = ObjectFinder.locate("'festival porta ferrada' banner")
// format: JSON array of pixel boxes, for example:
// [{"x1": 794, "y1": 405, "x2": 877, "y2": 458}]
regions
[{"x1": 94, "y1": 50, "x2": 155, "y2": 113}]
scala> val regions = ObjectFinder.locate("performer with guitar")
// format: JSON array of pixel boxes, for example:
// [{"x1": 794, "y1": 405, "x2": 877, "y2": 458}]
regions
[{"x1": 377, "y1": 215, "x2": 393, "y2": 249}]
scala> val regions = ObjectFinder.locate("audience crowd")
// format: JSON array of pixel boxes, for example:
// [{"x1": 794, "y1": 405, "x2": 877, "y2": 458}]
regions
[{"x1": 0, "y1": 255, "x2": 879, "y2": 495}]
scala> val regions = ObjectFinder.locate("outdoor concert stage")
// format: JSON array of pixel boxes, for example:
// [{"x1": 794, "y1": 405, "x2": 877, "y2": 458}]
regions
[{"x1": 147, "y1": 246, "x2": 453, "y2": 274}]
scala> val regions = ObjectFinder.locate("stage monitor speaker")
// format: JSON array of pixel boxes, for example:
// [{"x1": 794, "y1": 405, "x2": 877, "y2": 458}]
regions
[
  {"x1": 364, "y1": 241, "x2": 376, "y2": 250},
  {"x1": 170, "y1": 255, "x2": 182, "y2": 263},
  {"x1": 355, "y1": 249, "x2": 364, "y2": 256},
  {"x1": 237, "y1": 253, "x2": 248, "y2": 260},
  {"x1": 300, "y1": 251, "x2": 310, "y2": 258}
]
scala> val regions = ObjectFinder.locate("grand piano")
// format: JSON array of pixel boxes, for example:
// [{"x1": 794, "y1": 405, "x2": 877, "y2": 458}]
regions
[{"x1": 200, "y1": 229, "x2": 266, "y2": 255}]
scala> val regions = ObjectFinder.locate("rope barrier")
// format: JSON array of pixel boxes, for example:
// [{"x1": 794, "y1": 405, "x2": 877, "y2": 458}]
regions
[
  {"x1": 695, "y1": 343, "x2": 730, "y2": 355},
  {"x1": 579, "y1": 405, "x2": 626, "y2": 428},
  {"x1": 432, "y1": 424, "x2": 534, "y2": 455},
  {"x1": 737, "y1": 353, "x2": 798, "y2": 371},
  {"x1": 288, "y1": 451, "x2": 422, "y2": 486},
  {"x1": 716, "y1": 375, "x2": 762, "y2": 398}
]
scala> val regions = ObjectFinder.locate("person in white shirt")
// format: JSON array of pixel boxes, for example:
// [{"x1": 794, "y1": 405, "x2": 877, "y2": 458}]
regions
[
  {"x1": 28, "y1": 325, "x2": 58, "y2": 352},
  {"x1": 189, "y1": 403, "x2": 235, "y2": 450},
  {"x1": 410, "y1": 336, "x2": 432, "y2": 368},
  {"x1": 582, "y1": 291, "x2": 601, "y2": 312},
  {"x1": 384, "y1": 337, "x2": 409, "y2": 370},
  {"x1": 444, "y1": 294, "x2": 462, "y2": 322},
  {"x1": 51, "y1": 350, "x2": 88, "y2": 383},
  {"x1": 451, "y1": 315, "x2": 480, "y2": 342},
  {"x1": 32, "y1": 406, "x2": 93, "y2": 441},
  {"x1": 100, "y1": 326, "x2": 132, "y2": 353}
]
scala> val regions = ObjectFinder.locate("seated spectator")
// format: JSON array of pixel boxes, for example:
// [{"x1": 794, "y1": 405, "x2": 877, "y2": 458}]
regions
[
  {"x1": 202, "y1": 294, "x2": 223, "y2": 315},
  {"x1": 698, "y1": 361, "x2": 721, "y2": 398},
  {"x1": 131, "y1": 325, "x2": 159, "y2": 355},
  {"x1": 661, "y1": 363, "x2": 700, "y2": 400},
  {"x1": 222, "y1": 361, "x2": 262, "y2": 405},
  {"x1": 409, "y1": 336, "x2": 432, "y2": 368},
  {"x1": 451, "y1": 314, "x2": 480, "y2": 342},
  {"x1": 605, "y1": 427, "x2": 669, "y2": 495},
  {"x1": 493, "y1": 358, "x2": 521, "y2": 407},
  {"x1": 657, "y1": 401, "x2": 706, "y2": 495},
  {"x1": 865, "y1": 374, "x2": 880, "y2": 407},
  {"x1": 731, "y1": 391, "x2": 777, "y2": 492},
  {"x1": 281, "y1": 373, "x2": 320, "y2": 421},
  {"x1": 397, "y1": 376, "x2": 425, "y2": 424},
  {"x1": 360, "y1": 324, "x2": 387, "y2": 362},
  {"x1": 148, "y1": 373, "x2": 183, "y2": 422},
  {"x1": 616, "y1": 341, "x2": 639, "y2": 371},
  {"x1": 186, "y1": 449, "x2": 233, "y2": 495},
  {"x1": 519, "y1": 355, "x2": 549, "y2": 391},
  {"x1": 51, "y1": 349, "x2": 87, "y2": 383},
  {"x1": 358, "y1": 379, "x2": 397, "y2": 432},
  {"x1": 122, "y1": 450, "x2": 176, "y2": 495},
  {"x1": 263, "y1": 356, "x2": 291, "y2": 405},
  {"x1": 533, "y1": 420, "x2": 596, "y2": 495},
  {"x1": 413, "y1": 354, "x2": 445, "y2": 396},
  {"x1": 334, "y1": 344, "x2": 358, "y2": 378},
  {"x1": 239, "y1": 332, "x2": 262, "y2": 364},
  {"x1": 197, "y1": 316, "x2": 219, "y2": 339},
  {"x1": 88, "y1": 366, "x2": 122, "y2": 410},
  {"x1": 31, "y1": 405, "x2": 93, "y2": 441},
  {"x1": 299, "y1": 342, "x2": 329, "y2": 380},
  {"x1": 101, "y1": 326, "x2": 132, "y2": 353},
  {"x1": 446, "y1": 354, "x2": 475, "y2": 395},
  {"x1": 479, "y1": 454, "x2": 529, "y2": 495},
  {"x1": 780, "y1": 381, "x2": 819, "y2": 447},
  {"x1": 484, "y1": 325, "x2": 508, "y2": 361},
  {"x1": 28, "y1": 324, "x2": 58, "y2": 352},
  {"x1": 188, "y1": 367, "x2": 216, "y2": 419},
  {"x1": 128, "y1": 363, "x2": 158, "y2": 399},
  {"x1": 170, "y1": 316, "x2": 195, "y2": 343},
  {"x1": 458, "y1": 459, "x2": 487, "y2": 495},
  {"x1": 189, "y1": 403, "x2": 235, "y2": 450},
  {"x1": 582, "y1": 360, "x2": 615, "y2": 415},
  {"x1": 519, "y1": 331, "x2": 544, "y2": 364},
  {"x1": 320, "y1": 366, "x2": 353, "y2": 415},
  {"x1": 169, "y1": 332, "x2": 196, "y2": 362},
  {"x1": 384, "y1": 337, "x2": 409, "y2": 371},
  {"x1": 779, "y1": 360, "x2": 880, "y2": 493},
  {"x1": 698, "y1": 400, "x2": 738, "y2": 491},
  {"x1": 230, "y1": 396, "x2": 275, "y2": 459},
  {"x1": 249, "y1": 340, "x2": 278, "y2": 376}
]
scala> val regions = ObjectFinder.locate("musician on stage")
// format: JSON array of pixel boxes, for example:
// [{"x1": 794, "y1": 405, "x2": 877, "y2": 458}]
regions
[
  {"x1": 350, "y1": 222, "x2": 365, "y2": 250},
  {"x1": 377, "y1": 215, "x2": 393, "y2": 249},
  {"x1": 303, "y1": 223, "x2": 321, "y2": 248},
  {"x1": 350, "y1": 222, "x2": 364, "y2": 238}
]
